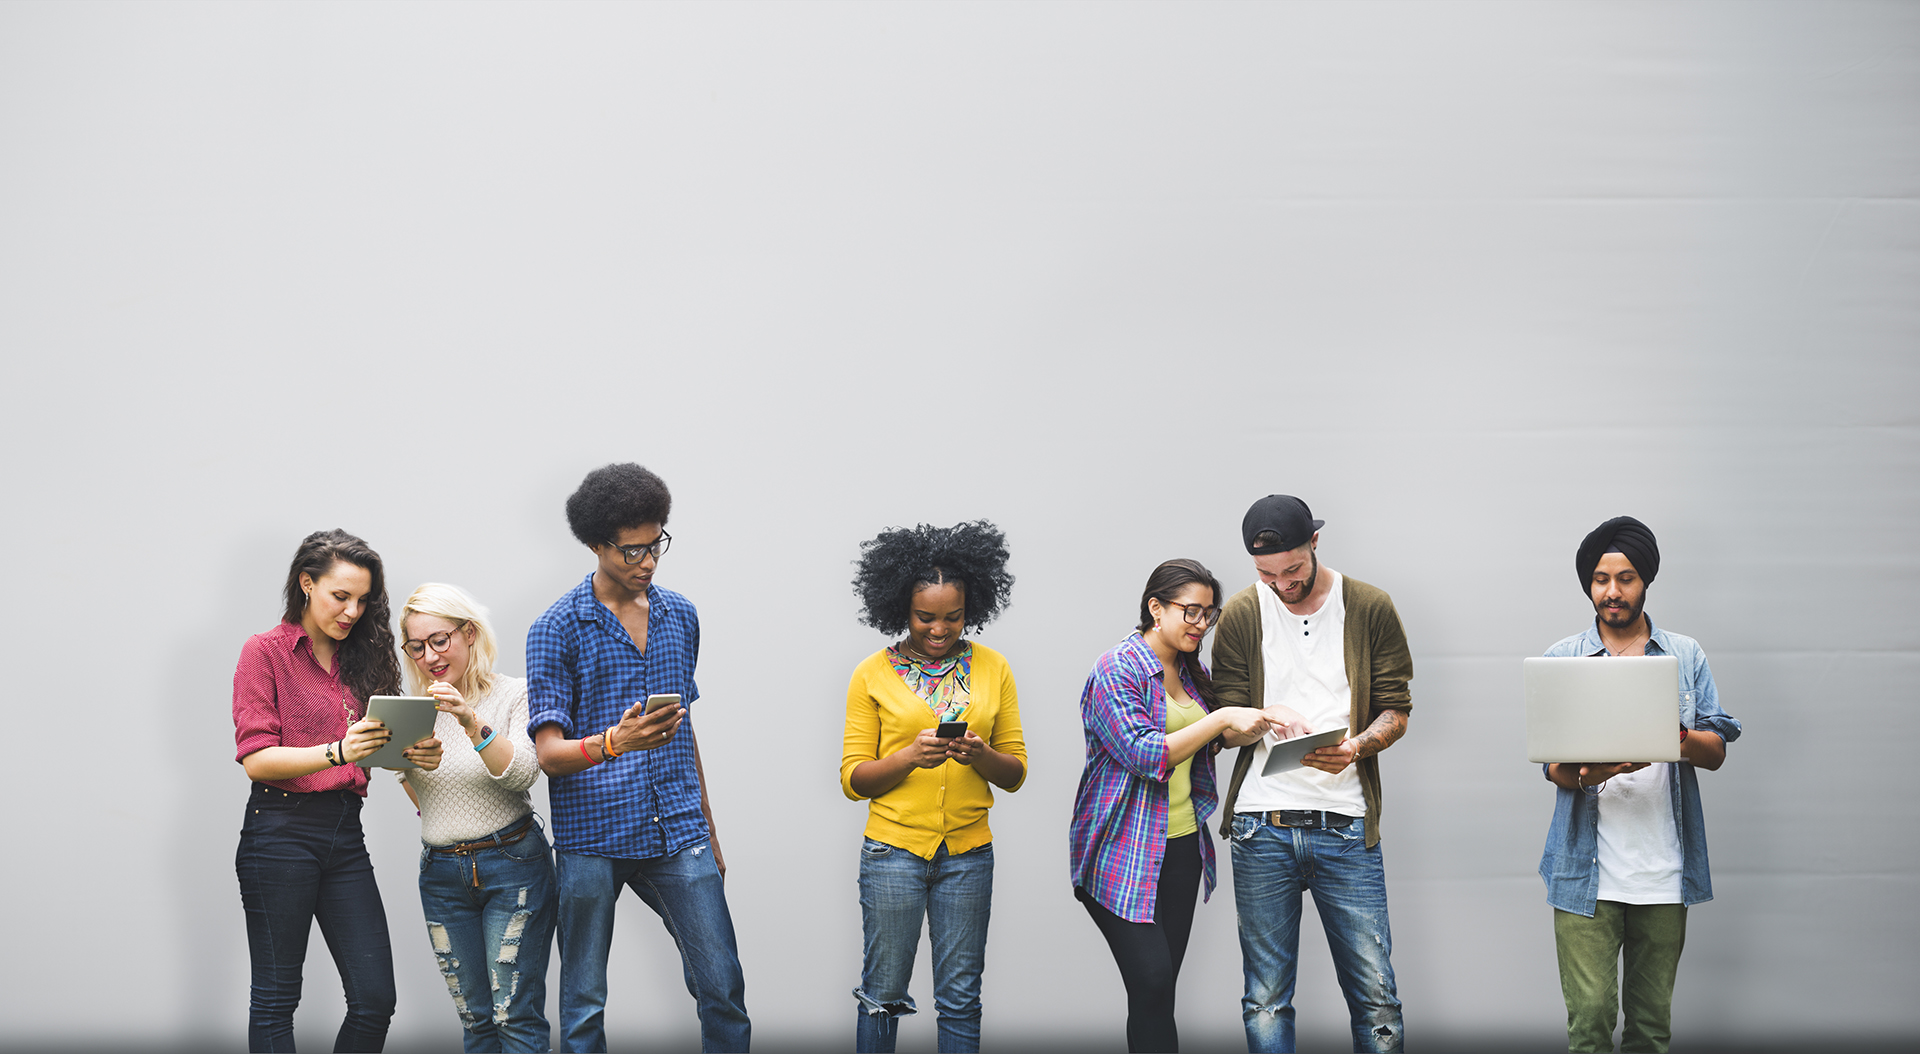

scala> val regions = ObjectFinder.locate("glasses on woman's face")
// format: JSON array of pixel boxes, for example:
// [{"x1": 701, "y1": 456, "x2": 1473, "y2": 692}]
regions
[
  {"x1": 604, "y1": 531, "x2": 672, "y2": 565},
  {"x1": 402, "y1": 624, "x2": 466, "y2": 659},
  {"x1": 1163, "y1": 600, "x2": 1222, "y2": 628}
]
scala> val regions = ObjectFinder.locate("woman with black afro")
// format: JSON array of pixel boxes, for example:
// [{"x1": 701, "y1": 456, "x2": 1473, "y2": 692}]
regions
[{"x1": 838, "y1": 520, "x2": 1027, "y2": 1053}]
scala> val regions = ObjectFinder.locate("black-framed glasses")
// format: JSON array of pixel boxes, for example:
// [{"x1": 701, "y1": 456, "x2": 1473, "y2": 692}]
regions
[
  {"x1": 1163, "y1": 600, "x2": 1221, "y2": 628},
  {"x1": 604, "y1": 531, "x2": 672, "y2": 564},
  {"x1": 402, "y1": 623, "x2": 468, "y2": 659}
]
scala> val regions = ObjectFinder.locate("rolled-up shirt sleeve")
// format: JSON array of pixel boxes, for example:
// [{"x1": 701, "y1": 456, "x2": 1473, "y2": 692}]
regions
[
  {"x1": 1083, "y1": 660, "x2": 1172, "y2": 782},
  {"x1": 525, "y1": 616, "x2": 577, "y2": 738},
  {"x1": 232, "y1": 636, "x2": 283, "y2": 762}
]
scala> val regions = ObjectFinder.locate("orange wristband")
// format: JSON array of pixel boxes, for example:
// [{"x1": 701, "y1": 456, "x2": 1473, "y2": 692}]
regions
[{"x1": 601, "y1": 727, "x2": 624, "y2": 759}]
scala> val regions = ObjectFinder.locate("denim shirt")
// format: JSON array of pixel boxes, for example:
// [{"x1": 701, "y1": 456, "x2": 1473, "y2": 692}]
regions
[{"x1": 1537, "y1": 617, "x2": 1743, "y2": 915}]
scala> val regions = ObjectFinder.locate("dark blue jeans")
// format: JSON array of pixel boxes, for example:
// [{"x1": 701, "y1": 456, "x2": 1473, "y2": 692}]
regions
[
  {"x1": 554, "y1": 845, "x2": 750, "y2": 1053},
  {"x1": 418, "y1": 815, "x2": 558, "y2": 1052},
  {"x1": 236, "y1": 784, "x2": 396, "y2": 1052}
]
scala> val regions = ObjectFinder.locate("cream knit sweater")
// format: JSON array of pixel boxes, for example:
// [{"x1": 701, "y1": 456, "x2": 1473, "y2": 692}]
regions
[{"x1": 401, "y1": 675, "x2": 541, "y2": 845}]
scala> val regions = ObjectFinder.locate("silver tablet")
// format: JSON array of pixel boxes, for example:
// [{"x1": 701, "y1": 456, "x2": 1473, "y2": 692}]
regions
[
  {"x1": 1260, "y1": 726, "x2": 1350, "y2": 777},
  {"x1": 357, "y1": 695, "x2": 440, "y2": 769}
]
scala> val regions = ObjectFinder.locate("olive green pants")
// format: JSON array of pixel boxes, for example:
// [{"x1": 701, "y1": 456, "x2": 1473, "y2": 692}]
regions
[{"x1": 1553, "y1": 902, "x2": 1687, "y2": 1053}]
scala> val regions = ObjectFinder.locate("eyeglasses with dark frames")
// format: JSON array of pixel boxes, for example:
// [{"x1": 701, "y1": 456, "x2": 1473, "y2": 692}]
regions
[
  {"x1": 402, "y1": 623, "x2": 469, "y2": 659},
  {"x1": 1162, "y1": 600, "x2": 1222, "y2": 628},
  {"x1": 604, "y1": 531, "x2": 672, "y2": 565}
]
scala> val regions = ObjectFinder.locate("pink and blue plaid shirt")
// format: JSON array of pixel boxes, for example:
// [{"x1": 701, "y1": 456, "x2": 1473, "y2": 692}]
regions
[{"x1": 1069, "y1": 632, "x2": 1219, "y2": 923}]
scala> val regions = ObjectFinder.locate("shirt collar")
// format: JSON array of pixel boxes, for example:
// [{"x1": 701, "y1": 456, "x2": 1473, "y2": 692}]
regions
[
  {"x1": 1578, "y1": 614, "x2": 1665, "y2": 656},
  {"x1": 266, "y1": 620, "x2": 311, "y2": 654},
  {"x1": 570, "y1": 573, "x2": 661, "y2": 622}
]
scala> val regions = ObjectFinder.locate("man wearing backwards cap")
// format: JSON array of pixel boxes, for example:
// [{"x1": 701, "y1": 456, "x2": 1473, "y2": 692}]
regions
[
  {"x1": 1538, "y1": 515, "x2": 1741, "y2": 1054},
  {"x1": 1210, "y1": 495, "x2": 1412, "y2": 1053}
]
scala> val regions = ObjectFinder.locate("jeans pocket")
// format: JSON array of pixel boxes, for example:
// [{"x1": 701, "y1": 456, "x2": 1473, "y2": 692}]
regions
[
  {"x1": 860, "y1": 839, "x2": 895, "y2": 858},
  {"x1": 1230, "y1": 814, "x2": 1260, "y2": 843},
  {"x1": 499, "y1": 822, "x2": 549, "y2": 864}
]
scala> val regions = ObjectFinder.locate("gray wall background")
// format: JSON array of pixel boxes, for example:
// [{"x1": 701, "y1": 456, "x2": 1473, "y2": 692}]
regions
[{"x1": 2, "y1": 2, "x2": 1915, "y2": 1050}]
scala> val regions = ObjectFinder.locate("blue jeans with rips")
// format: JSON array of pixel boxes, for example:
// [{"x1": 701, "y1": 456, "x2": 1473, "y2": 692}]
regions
[
  {"x1": 1228, "y1": 814, "x2": 1404, "y2": 1053},
  {"x1": 236, "y1": 784, "x2": 397, "y2": 1053},
  {"x1": 554, "y1": 844, "x2": 750, "y2": 1053},
  {"x1": 417, "y1": 815, "x2": 557, "y2": 1052},
  {"x1": 854, "y1": 838, "x2": 994, "y2": 1053}
]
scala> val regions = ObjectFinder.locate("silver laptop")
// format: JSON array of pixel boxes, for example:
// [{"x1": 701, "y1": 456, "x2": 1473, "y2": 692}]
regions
[{"x1": 1523, "y1": 656, "x2": 1682, "y2": 764}]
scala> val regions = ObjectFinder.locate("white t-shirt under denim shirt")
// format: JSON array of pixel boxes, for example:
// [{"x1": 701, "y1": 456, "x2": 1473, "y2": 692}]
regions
[
  {"x1": 1594, "y1": 760, "x2": 1684, "y2": 903},
  {"x1": 1236, "y1": 570, "x2": 1367, "y2": 818}
]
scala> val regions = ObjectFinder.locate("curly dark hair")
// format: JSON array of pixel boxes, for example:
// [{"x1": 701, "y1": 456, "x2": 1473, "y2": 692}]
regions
[
  {"x1": 566, "y1": 463, "x2": 672, "y2": 548},
  {"x1": 853, "y1": 520, "x2": 1014, "y2": 637},
  {"x1": 1137, "y1": 558, "x2": 1223, "y2": 706},
  {"x1": 279, "y1": 529, "x2": 402, "y2": 705}
]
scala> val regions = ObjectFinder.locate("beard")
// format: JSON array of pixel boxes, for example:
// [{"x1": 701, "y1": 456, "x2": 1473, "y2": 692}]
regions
[
  {"x1": 1271, "y1": 551, "x2": 1319, "y2": 604},
  {"x1": 1595, "y1": 590, "x2": 1644, "y2": 629}
]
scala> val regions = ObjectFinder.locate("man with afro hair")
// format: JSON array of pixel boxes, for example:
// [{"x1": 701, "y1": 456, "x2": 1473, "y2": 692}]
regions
[{"x1": 526, "y1": 462, "x2": 751, "y2": 1052}]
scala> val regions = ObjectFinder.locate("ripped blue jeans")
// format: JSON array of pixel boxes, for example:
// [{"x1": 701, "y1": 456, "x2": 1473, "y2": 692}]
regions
[
  {"x1": 418, "y1": 815, "x2": 557, "y2": 1052},
  {"x1": 1228, "y1": 814, "x2": 1403, "y2": 1053},
  {"x1": 855, "y1": 838, "x2": 994, "y2": 1053}
]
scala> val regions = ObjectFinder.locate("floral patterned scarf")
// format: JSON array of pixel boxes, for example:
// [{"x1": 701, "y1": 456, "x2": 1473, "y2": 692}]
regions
[{"x1": 885, "y1": 641, "x2": 972, "y2": 722}]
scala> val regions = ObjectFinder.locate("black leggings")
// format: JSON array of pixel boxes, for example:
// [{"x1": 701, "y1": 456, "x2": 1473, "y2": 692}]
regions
[{"x1": 1080, "y1": 833, "x2": 1203, "y2": 1053}]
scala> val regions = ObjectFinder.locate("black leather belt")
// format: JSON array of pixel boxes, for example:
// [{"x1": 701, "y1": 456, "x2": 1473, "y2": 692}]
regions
[{"x1": 1260, "y1": 810, "x2": 1358, "y2": 830}]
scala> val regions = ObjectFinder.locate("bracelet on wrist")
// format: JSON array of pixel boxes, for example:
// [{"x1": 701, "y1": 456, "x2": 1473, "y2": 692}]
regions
[
  {"x1": 601, "y1": 726, "x2": 624, "y2": 759},
  {"x1": 474, "y1": 725, "x2": 499, "y2": 752},
  {"x1": 578, "y1": 736, "x2": 600, "y2": 765}
]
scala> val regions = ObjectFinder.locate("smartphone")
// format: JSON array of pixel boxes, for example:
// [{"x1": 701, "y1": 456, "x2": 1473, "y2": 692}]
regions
[
  {"x1": 643, "y1": 693, "x2": 682, "y2": 714},
  {"x1": 935, "y1": 720, "x2": 967, "y2": 739}
]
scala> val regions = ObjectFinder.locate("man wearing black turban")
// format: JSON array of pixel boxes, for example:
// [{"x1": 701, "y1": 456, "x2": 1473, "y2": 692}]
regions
[{"x1": 1536, "y1": 516, "x2": 1743, "y2": 1054}]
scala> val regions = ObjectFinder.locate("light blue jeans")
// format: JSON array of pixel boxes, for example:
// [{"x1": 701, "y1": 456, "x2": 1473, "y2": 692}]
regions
[
  {"x1": 554, "y1": 844, "x2": 749, "y2": 1053},
  {"x1": 417, "y1": 815, "x2": 557, "y2": 1053},
  {"x1": 854, "y1": 838, "x2": 994, "y2": 1053},
  {"x1": 1228, "y1": 814, "x2": 1404, "y2": 1053}
]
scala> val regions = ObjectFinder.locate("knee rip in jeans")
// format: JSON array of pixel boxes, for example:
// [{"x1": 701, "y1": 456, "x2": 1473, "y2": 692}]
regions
[
  {"x1": 854, "y1": 989, "x2": 916, "y2": 1019},
  {"x1": 426, "y1": 922, "x2": 484, "y2": 1028},
  {"x1": 490, "y1": 966, "x2": 521, "y2": 1025}
]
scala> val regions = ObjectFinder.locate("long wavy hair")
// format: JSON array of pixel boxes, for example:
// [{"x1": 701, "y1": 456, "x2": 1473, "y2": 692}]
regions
[
  {"x1": 1136, "y1": 558, "x2": 1222, "y2": 706},
  {"x1": 399, "y1": 582, "x2": 501, "y2": 702},
  {"x1": 280, "y1": 529, "x2": 402, "y2": 705}
]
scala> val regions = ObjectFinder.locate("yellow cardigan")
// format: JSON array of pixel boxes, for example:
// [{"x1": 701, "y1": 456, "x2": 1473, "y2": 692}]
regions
[{"x1": 840, "y1": 643, "x2": 1028, "y2": 859}]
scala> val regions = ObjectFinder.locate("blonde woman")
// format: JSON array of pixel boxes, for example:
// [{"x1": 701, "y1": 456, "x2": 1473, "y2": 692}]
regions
[{"x1": 397, "y1": 583, "x2": 554, "y2": 1053}]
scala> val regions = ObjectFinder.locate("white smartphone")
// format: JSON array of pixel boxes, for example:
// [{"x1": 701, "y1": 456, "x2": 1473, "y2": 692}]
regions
[{"x1": 643, "y1": 693, "x2": 682, "y2": 714}]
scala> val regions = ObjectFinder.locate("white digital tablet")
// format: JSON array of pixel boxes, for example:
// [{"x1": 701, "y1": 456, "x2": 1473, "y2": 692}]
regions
[
  {"x1": 1259, "y1": 726, "x2": 1350, "y2": 777},
  {"x1": 1524, "y1": 655, "x2": 1682, "y2": 763},
  {"x1": 356, "y1": 695, "x2": 440, "y2": 769}
]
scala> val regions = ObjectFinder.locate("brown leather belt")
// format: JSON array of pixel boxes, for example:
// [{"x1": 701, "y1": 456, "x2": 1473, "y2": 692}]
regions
[
  {"x1": 430, "y1": 815, "x2": 536, "y2": 888},
  {"x1": 1261, "y1": 809, "x2": 1357, "y2": 830}
]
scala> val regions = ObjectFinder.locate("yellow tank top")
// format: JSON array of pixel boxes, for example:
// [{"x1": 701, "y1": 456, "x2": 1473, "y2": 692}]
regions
[{"x1": 1165, "y1": 693, "x2": 1204, "y2": 838}]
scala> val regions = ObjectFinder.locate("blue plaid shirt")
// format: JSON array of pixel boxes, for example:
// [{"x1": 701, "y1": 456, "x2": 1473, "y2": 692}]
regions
[{"x1": 526, "y1": 574, "x2": 707, "y2": 859}]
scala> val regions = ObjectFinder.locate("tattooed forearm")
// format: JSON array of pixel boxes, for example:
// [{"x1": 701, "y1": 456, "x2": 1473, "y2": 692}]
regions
[{"x1": 1350, "y1": 709, "x2": 1408, "y2": 760}]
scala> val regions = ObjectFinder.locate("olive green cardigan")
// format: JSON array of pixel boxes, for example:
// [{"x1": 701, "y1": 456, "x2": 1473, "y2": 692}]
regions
[{"x1": 1209, "y1": 573, "x2": 1413, "y2": 847}]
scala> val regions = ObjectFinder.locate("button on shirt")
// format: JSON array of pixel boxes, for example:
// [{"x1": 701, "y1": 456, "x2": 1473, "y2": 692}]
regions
[
  {"x1": 526, "y1": 575, "x2": 705, "y2": 860},
  {"x1": 231, "y1": 621, "x2": 370, "y2": 796}
]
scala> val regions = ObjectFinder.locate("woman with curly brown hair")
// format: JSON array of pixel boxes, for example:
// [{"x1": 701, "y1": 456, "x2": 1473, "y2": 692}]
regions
[
  {"x1": 232, "y1": 529, "x2": 443, "y2": 1052},
  {"x1": 841, "y1": 520, "x2": 1027, "y2": 1053}
]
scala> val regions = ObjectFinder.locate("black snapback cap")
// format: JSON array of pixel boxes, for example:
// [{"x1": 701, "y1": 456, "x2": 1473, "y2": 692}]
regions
[{"x1": 1242, "y1": 495, "x2": 1323, "y2": 555}]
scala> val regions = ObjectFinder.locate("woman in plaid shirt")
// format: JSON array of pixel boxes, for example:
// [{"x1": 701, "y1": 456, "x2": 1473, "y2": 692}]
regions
[{"x1": 1070, "y1": 559, "x2": 1271, "y2": 1053}]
